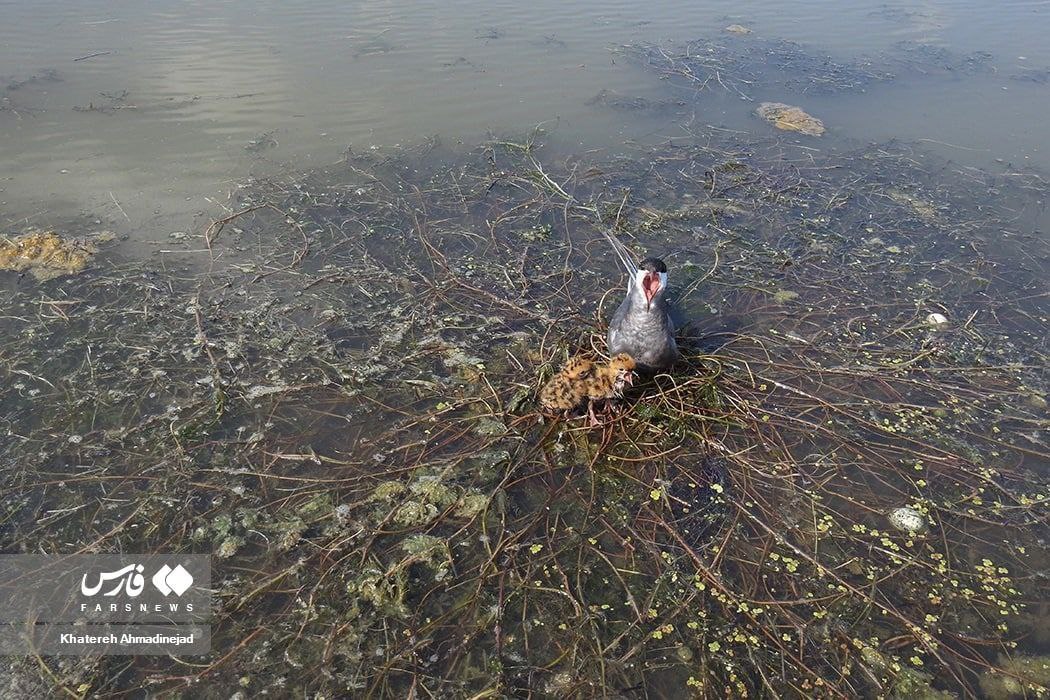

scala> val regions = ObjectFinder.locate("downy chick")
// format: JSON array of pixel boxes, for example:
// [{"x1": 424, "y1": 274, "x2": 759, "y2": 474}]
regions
[
  {"x1": 539, "y1": 355, "x2": 597, "y2": 415},
  {"x1": 582, "y1": 353, "x2": 636, "y2": 424},
  {"x1": 540, "y1": 353, "x2": 636, "y2": 425}
]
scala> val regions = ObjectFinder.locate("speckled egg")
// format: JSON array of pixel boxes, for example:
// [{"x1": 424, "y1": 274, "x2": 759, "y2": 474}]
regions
[{"x1": 888, "y1": 507, "x2": 928, "y2": 534}]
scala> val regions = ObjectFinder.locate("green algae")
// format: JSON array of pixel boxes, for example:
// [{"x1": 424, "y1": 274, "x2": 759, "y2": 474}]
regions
[
  {"x1": 980, "y1": 655, "x2": 1050, "y2": 699},
  {"x1": 0, "y1": 230, "x2": 98, "y2": 280}
]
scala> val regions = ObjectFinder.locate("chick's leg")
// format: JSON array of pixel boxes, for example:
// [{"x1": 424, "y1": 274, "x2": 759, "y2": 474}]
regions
[{"x1": 587, "y1": 400, "x2": 599, "y2": 427}]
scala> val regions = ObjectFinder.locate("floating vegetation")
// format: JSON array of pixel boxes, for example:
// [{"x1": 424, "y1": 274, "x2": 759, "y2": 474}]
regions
[
  {"x1": 72, "y1": 89, "x2": 135, "y2": 114},
  {"x1": 892, "y1": 41, "x2": 995, "y2": 76},
  {"x1": 888, "y1": 189, "x2": 939, "y2": 221},
  {"x1": 585, "y1": 88, "x2": 682, "y2": 112},
  {"x1": 979, "y1": 655, "x2": 1050, "y2": 698},
  {"x1": 619, "y1": 36, "x2": 894, "y2": 97},
  {"x1": 755, "y1": 101, "x2": 826, "y2": 135},
  {"x1": 1012, "y1": 67, "x2": 1050, "y2": 85},
  {"x1": 618, "y1": 32, "x2": 1028, "y2": 100},
  {"x1": 0, "y1": 230, "x2": 98, "y2": 280},
  {"x1": 244, "y1": 129, "x2": 279, "y2": 153},
  {"x1": 1, "y1": 42, "x2": 1048, "y2": 699},
  {"x1": 5, "y1": 68, "x2": 61, "y2": 92},
  {"x1": 770, "y1": 288, "x2": 800, "y2": 304}
]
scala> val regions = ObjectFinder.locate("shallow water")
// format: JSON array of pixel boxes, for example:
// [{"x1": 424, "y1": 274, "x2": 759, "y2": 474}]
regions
[
  {"x1": 1, "y1": 2, "x2": 1048, "y2": 697},
  {"x1": 1, "y1": 0, "x2": 1048, "y2": 250}
]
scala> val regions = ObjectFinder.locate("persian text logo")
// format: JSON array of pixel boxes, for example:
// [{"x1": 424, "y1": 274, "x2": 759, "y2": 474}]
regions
[
  {"x1": 152, "y1": 564, "x2": 194, "y2": 596},
  {"x1": 81, "y1": 564, "x2": 146, "y2": 597},
  {"x1": 79, "y1": 563, "x2": 194, "y2": 598}
]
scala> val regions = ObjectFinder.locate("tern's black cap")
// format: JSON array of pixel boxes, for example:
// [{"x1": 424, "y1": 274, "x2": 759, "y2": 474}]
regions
[{"x1": 640, "y1": 257, "x2": 667, "y2": 273}]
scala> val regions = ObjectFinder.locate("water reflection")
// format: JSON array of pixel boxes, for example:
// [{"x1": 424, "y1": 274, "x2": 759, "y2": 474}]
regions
[{"x1": 0, "y1": 0, "x2": 1047, "y2": 245}]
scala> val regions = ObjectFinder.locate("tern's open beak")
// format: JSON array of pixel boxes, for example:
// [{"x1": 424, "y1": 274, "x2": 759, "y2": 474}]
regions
[
  {"x1": 642, "y1": 272, "x2": 661, "y2": 309},
  {"x1": 624, "y1": 371, "x2": 634, "y2": 386}
]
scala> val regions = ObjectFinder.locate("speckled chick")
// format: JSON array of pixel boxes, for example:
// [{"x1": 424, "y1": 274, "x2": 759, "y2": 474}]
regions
[
  {"x1": 540, "y1": 353, "x2": 637, "y2": 425},
  {"x1": 583, "y1": 353, "x2": 636, "y2": 402},
  {"x1": 581, "y1": 353, "x2": 636, "y2": 424},
  {"x1": 539, "y1": 356, "x2": 596, "y2": 412}
]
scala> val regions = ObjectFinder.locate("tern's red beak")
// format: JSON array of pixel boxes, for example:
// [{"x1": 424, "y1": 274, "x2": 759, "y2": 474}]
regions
[{"x1": 642, "y1": 272, "x2": 661, "y2": 309}]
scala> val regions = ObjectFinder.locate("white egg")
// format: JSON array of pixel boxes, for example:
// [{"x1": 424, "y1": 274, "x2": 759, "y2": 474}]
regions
[
  {"x1": 888, "y1": 507, "x2": 928, "y2": 534},
  {"x1": 925, "y1": 312, "x2": 948, "y2": 326}
]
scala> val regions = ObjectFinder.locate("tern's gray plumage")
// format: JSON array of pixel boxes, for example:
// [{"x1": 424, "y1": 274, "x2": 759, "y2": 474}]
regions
[{"x1": 602, "y1": 230, "x2": 678, "y2": 371}]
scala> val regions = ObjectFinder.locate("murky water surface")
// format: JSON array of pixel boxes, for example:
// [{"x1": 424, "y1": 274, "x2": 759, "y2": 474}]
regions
[{"x1": 1, "y1": 0, "x2": 1048, "y2": 242}]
